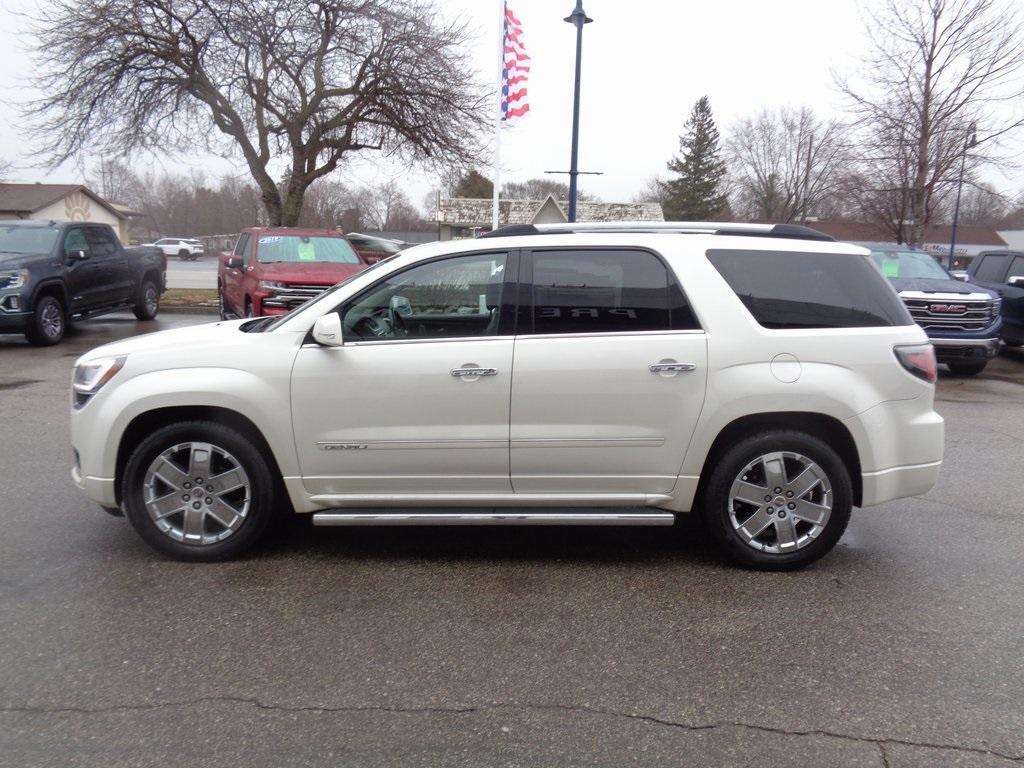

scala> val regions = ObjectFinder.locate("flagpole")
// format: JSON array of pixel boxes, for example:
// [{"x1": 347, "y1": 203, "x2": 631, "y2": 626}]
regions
[{"x1": 491, "y1": 0, "x2": 504, "y2": 232}]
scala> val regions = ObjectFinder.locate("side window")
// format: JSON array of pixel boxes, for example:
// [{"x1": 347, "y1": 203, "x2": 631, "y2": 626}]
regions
[
  {"x1": 64, "y1": 228, "x2": 89, "y2": 255},
  {"x1": 528, "y1": 249, "x2": 699, "y2": 335},
  {"x1": 234, "y1": 234, "x2": 251, "y2": 266},
  {"x1": 85, "y1": 227, "x2": 119, "y2": 257},
  {"x1": 1006, "y1": 255, "x2": 1024, "y2": 282},
  {"x1": 341, "y1": 252, "x2": 508, "y2": 341},
  {"x1": 707, "y1": 249, "x2": 912, "y2": 329},
  {"x1": 974, "y1": 254, "x2": 1011, "y2": 283}
]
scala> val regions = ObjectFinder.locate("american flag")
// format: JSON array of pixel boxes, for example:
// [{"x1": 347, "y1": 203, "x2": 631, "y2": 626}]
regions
[{"x1": 501, "y1": 3, "x2": 530, "y2": 121}]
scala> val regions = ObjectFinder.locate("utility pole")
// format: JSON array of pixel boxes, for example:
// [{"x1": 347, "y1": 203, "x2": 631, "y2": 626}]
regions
[
  {"x1": 563, "y1": 1, "x2": 592, "y2": 223},
  {"x1": 948, "y1": 123, "x2": 978, "y2": 271}
]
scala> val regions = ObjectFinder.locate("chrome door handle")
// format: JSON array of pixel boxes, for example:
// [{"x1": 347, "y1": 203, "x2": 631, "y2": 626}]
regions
[
  {"x1": 451, "y1": 367, "x2": 498, "y2": 377},
  {"x1": 649, "y1": 363, "x2": 696, "y2": 373}
]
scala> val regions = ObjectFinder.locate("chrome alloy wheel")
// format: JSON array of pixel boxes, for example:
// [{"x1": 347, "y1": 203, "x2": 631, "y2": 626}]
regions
[
  {"x1": 728, "y1": 451, "x2": 833, "y2": 554},
  {"x1": 40, "y1": 302, "x2": 64, "y2": 339},
  {"x1": 144, "y1": 284, "x2": 158, "y2": 315},
  {"x1": 142, "y1": 442, "x2": 251, "y2": 545}
]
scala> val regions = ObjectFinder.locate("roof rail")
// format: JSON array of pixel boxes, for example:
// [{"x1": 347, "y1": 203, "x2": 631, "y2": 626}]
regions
[{"x1": 479, "y1": 221, "x2": 834, "y2": 242}]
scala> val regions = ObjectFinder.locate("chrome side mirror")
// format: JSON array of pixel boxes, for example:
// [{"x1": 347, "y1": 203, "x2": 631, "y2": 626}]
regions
[
  {"x1": 312, "y1": 313, "x2": 344, "y2": 347},
  {"x1": 1009, "y1": 275, "x2": 1024, "y2": 287}
]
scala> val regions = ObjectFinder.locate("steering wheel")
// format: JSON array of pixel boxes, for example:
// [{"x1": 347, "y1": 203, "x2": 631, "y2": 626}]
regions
[{"x1": 386, "y1": 304, "x2": 408, "y2": 337}]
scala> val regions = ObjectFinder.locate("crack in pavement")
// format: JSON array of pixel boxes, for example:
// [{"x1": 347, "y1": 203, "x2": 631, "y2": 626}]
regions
[{"x1": 3, "y1": 697, "x2": 1023, "y2": 762}]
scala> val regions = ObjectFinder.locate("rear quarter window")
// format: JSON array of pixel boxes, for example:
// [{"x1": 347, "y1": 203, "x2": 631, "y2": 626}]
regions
[
  {"x1": 707, "y1": 249, "x2": 912, "y2": 329},
  {"x1": 973, "y1": 253, "x2": 1011, "y2": 283}
]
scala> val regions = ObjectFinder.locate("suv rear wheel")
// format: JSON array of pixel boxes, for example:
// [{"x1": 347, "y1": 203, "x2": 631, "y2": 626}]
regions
[
  {"x1": 25, "y1": 294, "x2": 66, "y2": 346},
  {"x1": 121, "y1": 421, "x2": 276, "y2": 561},
  {"x1": 699, "y1": 430, "x2": 852, "y2": 570}
]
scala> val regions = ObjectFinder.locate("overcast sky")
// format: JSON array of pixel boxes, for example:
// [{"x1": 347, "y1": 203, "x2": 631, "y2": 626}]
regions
[{"x1": 1, "y1": 0, "x2": 1021, "y2": 206}]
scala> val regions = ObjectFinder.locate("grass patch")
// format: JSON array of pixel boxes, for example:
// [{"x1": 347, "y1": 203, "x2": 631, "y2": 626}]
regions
[{"x1": 162, "y1": 288, "x2": 218, "y2": 307}]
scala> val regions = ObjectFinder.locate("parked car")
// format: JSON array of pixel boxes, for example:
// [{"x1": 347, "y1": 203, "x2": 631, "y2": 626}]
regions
[
  {"x1": 71, "y1": 222, "x2": 944, "y2": 569},
  {"x1": 145, "y1": 237, "x2": 205, "y2": 261},
  {"x1": 346, "y1": 232, "x2": 405, "y2": 264},
  {"x1": 0, "y1": 220, "x2": 165, "y2": 346},
  {"x1": 217, "y1": 227, "x2": 370, "y2": 319},
  {"x1": 863, "y1": 243, "x2": 1001, "y2": 376},
  {"x1": 966, "y1": 250, "x2": 1024, "y2": 348}
]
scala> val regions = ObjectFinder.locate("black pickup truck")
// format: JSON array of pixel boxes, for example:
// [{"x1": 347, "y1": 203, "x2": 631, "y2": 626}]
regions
[{"x1": 0, "y1": 220, "x2": 166, "y2": 346}]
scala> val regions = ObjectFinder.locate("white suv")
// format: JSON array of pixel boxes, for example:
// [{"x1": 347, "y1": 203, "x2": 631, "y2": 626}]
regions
[
  {"x1": 70, "y1": 223, "x2": 944, "y2": 569},
  {"x1": 145, "y1": 237, "x2": 205, "y2": 261}
]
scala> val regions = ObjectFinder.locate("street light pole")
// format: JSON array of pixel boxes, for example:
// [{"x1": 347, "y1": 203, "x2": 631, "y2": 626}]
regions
[
  {"x1": 947, "y1": 122, "x2": 978, "y2": 271},
  {"x1": 564, "y1": 1, "x2": 592, "y2": 223}
]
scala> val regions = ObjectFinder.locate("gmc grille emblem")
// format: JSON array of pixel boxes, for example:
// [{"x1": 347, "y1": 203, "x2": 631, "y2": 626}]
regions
[{"x1": 929, "y1": 303, "x2": 966, "y2": 313}]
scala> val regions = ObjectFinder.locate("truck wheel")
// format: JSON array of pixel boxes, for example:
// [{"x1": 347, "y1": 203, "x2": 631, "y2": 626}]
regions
[
  {"x1": 698, "y1": 430, "x2": 852, "y2": 571},
  {"x1": 25, "y1": 295, "x2": 66, "y2": 346},
  {"x1": 947, "y1": 361, "x2": 987, "y2": 376},
  {"x1": 178, "y1": 249, "x2": 190, "y2": 261},
  {"x1": 217, "y1": 283, "x2": 228, "y2": 320},
  {"x1": 245, "y1": 299, "x2": 254, "y2": 318},
  {"x1": 121, "y1": 421, "x2": 276, "y2": 561},
  {"x1": 132, "y1": 279, "x2": 160, "y2": 320}
]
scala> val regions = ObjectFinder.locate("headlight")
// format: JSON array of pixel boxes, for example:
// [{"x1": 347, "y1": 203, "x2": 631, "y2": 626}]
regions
[
  {"x1": 73, "y1": 356, "x2": 127, "y2": 394},
  {"x1": 259, "y1": 280, "x2": 285, "y2": 290},
  {"x1": 0, "y1": 269, "x2": 29, "y2": 290}
]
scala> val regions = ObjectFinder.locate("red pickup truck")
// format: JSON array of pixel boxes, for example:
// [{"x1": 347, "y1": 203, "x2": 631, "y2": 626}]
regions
[{"x1": 218, "y1": 228, "x2": 371, "y2": 319}]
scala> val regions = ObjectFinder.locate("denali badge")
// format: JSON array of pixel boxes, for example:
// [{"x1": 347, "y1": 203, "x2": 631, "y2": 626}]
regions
[
  {"x1": 318, "y1": 443, "x2": 368, "y2": 450},
  {"x1": 928, "y1": 303, "x2": 966, "y2": 313}
]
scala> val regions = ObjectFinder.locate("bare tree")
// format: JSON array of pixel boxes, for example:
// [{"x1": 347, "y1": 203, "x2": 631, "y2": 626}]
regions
[
  {"x1": 0, "y1": 157, "x2": 13, "y2": 181},
  {"x1": 631, "y1": 175, "x2": 668, "y2": 206},
  {"x1": 957, "y1": 181, "x2": 1009, "y2": 225},
  {"x1": 726, "y1": 107, "x2": 850, "y2": 222},
  {"x1": 501, "y1": 178, "x2": 598, "y2": 202},
  {"x1": 840, "y1": 0, "x2": 1024, "y2": 245},
  {"x1": 28, "y1": 0, "x2": 487, "y2": 226}
]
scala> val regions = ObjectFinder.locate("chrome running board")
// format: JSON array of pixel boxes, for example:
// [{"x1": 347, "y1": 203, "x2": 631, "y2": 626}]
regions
[{"x1": 312, "y1": 510, "x2": 675, "y2": 527}]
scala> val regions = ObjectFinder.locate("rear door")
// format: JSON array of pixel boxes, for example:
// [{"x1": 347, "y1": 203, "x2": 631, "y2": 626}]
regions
[
  {"x1": 85, "y1": 226, "x2": 131, "y2": 305},
  {"x1": 509, "y1": 247, "x2": 708, "y2": 495}
]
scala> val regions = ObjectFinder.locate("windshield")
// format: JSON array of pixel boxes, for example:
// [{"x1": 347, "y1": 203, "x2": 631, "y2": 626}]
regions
[
  {"x1": 870, "y1": 250, "x2": 949, "y2": 280},
  {"x1": 0, "y1": 226, "x2": 59, "y2": 255},
  {"x1": 256, "y1": 235, "x2": 360, "y2": 264}
]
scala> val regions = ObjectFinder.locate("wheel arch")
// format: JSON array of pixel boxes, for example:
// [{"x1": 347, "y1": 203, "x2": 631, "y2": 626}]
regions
[
  {"x1": 694, "y1": 412, "x2": 863, "y2": 508},
  {"x1": 31, "y1": 279, "x2": 69, "y2": 311},
  {"x1": 115, "y1": 405, "x2": 291, "y2": 511}
]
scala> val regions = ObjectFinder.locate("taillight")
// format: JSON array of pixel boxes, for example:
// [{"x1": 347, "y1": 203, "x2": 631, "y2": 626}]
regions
[{"x1": 894, "y1": 344, "x2": 937, "y2": 383}]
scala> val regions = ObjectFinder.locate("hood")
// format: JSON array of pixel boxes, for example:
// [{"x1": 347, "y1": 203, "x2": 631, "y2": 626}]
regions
[
  {"x1": 75, "y1": 318, "x2": 253, "y2": 364},
  {"x1": 889, "y1": 276, "x2": 998, "y2": 298},
  {"x1": 255, "y1": 261, "x2": 366, "y2": 284},
  {"x1": 0, "y1": 251, "x2": 52, "y2": 269}
]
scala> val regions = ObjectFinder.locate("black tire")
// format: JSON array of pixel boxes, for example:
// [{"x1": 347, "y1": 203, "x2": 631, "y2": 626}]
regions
[
  {"x1": 25, "y1": 294, "x2": 66, "y2": 346},
  {"x1": 178, "y1": 249, "x2": 190, "y2": 260},
  {"x1": 132, "y1": 278, "x2": 160, "y2": 320},
  {"x1": 698, "y1": 430, "x2": 853, "y2": 571},
  {"x1": 947, "y1": 361, "x2": 987, "y2": 376},
  {"x1": 218, "y1": 282, "x2": 229, "y2": 320},
  {"x1": 121, "y1": 421, "x2": 276, "y2": 561},
  {"x1": 245, "y1": 299, "x2": 254, "y2": 318}
]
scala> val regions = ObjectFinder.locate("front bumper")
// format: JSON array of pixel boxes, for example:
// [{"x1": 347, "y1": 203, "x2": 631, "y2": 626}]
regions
[
  {"x1": 71, "y1": 464, "x2": 118, "y2": 508},
  {"x1": 929, "y1": 336, "x2": 1001, "y2": 362}
]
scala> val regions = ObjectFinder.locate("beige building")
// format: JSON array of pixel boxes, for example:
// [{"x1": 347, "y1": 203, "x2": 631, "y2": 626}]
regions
[
  {"x1": 436, "y1": 194, "x2": 664, "y2": 240},
  {"x1": 0, "y1": 183, "x2": 133, "y2": 242}
]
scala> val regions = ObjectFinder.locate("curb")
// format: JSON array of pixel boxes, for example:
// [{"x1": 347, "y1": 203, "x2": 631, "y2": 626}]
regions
[{"x1": 160, "y1": 304, "x2": 220, "y2": 315}]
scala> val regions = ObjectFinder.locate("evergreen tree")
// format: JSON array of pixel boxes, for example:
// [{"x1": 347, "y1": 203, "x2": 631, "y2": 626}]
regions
[
  {"x1": 663, "y1": 96, "x2": 729, "y2": 220},
  {"x1": 452, "y1": 169, "x2": 493, "y2": 198}
]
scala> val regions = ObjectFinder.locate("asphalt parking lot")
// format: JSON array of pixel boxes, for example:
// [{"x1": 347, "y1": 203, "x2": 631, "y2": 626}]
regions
[{"x1": 1, "y1": 314, "x2": 1023, "y2": 767}]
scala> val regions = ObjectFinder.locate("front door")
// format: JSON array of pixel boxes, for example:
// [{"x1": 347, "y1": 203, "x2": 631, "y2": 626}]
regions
[
  {"x1": 222, "y1": 233, "x2": 250, "y2": 315},
  {"x1": 62, "y1": 226, "x2": 98, "y2": 311},
  {"x1": 291, "y1": 250, "x2": 516, "y2": 497},
  {"x1": 510, "y1": 247, "x2": 708, "y2": 495}
]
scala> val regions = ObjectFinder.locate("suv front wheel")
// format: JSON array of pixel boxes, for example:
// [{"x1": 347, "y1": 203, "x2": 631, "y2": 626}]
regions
[
  {"x1": 699, "y1": 430, "x2": 852, "y2": 570},
  {"x1": 121, "y1": 421, "x2": 276, "y2": 561}
]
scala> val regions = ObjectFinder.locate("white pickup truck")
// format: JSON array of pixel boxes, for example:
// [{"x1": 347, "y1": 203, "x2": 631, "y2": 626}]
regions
[{"x1": 144, "y1": 237, "x2": 205, "y2": 261}]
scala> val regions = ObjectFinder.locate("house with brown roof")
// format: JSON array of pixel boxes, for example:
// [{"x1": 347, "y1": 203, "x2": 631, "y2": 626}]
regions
[
  {"x1": 0, "y1": 183, "x2": 135, "y2": 242},
  {"x1": 436, "y1": 194, "x2": 664, "y2": 240}
]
